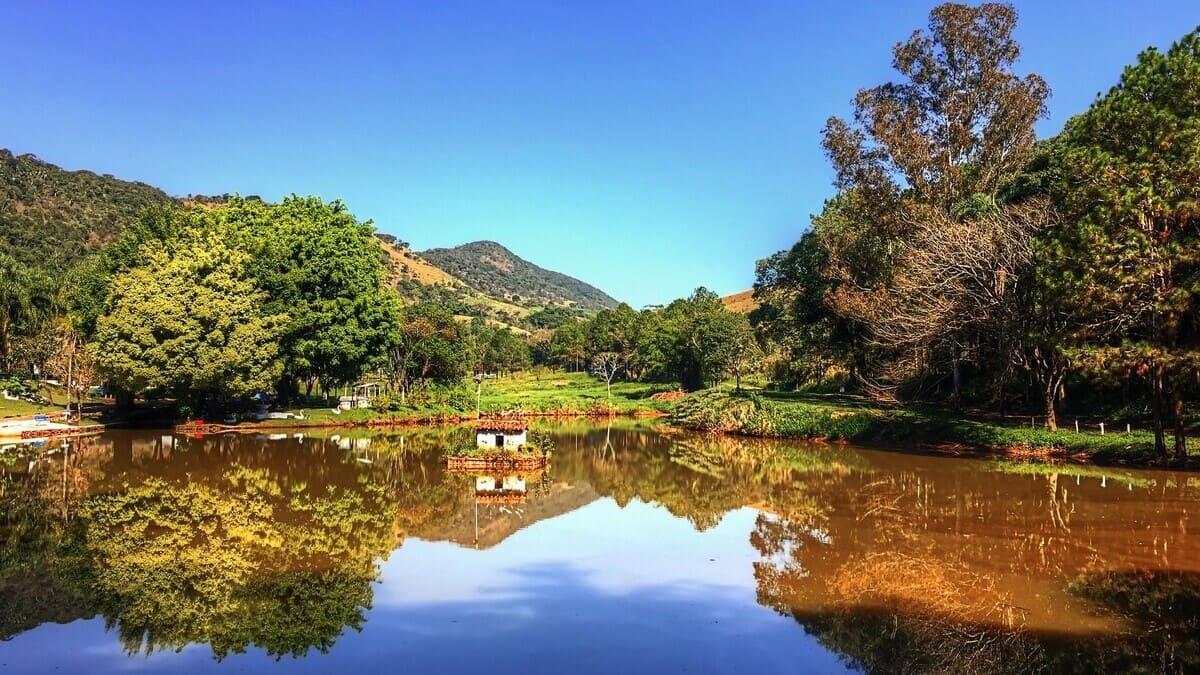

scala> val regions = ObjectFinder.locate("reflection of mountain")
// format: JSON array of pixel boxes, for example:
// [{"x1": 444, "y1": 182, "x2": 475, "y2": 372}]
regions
[{"x1": 417, "y1": 480, "x2": 600, "y2": 549}]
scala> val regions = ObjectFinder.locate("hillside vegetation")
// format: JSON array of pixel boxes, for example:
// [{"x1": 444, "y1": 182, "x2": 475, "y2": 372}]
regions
[
  {"x1": 0, "y1": 149, "x2": 173, "y2": 269},
  {"x1": 421, "y1": 240, "x2": 617, "y2": 311}
]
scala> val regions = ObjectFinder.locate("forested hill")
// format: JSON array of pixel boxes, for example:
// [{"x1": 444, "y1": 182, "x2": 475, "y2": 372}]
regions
[
  {"x1": 420, "y1": 240, "x2": 618, "y2": 311},
  {"x1": 0, "y1": 149, "x2": 173, "y2": 268}
]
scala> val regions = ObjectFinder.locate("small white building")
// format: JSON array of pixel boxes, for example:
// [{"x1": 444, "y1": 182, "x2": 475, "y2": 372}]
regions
[
  {"x1": 475, "y1": 475, "x2": 526, "y2": 493},
  {"x1": 474, "y1": 419, "x2": 528, "y2": 450}
]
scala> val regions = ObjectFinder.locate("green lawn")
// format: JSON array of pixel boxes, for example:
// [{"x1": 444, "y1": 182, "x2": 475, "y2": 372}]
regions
[
  {"x1": 0, "y1": 397, "x2": 65, "y2": 419},
  {"x1": 210, "y1": 371, "x2": 671, "y2": 428},
  {"x1": 476, "y1": 370, "x2": 675, "y2": 415}
]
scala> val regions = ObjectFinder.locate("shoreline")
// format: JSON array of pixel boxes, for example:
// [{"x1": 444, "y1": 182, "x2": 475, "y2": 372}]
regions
[
  {"x1": 10, "y1": 402, "x2": 1189, "y2": 472},
  {"x1": 173, "y1": 409, "x2": 669, "y2": 434}
]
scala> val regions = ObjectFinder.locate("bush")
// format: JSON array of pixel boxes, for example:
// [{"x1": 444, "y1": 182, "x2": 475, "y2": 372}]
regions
[{"x1": 670, "y1": 389, "x2": 881, "y2": 440}]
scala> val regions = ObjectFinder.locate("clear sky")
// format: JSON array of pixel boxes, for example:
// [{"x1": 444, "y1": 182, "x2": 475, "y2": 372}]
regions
[{"x1": 2, "y1": 1, "x2": 1197, "y2": 307}]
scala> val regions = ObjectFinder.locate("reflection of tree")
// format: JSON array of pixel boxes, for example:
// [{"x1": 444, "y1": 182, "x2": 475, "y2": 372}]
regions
[
  {"x1": 1064, "y1": 570, "x2": 1200, "y2": 673},
  {"x1": 1, "y1": 440, "x2": 100, "y2": 640},
  {"x1": 546, "y1": 426, "x2": 854, "y2": 531},
  {"x1": 0, "y1": 428, "x2": 477, "y2": 659},
  {"x1": 77, "y1": 466, "x2": 393, "y2": 658},
  {"x1": 746, "y1": 454, "x2": 1200, "y2": 674}
]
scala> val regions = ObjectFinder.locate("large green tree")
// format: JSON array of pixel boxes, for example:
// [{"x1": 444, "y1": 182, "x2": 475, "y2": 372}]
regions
[
  {"x1": 90, "y1": 226, "x2": 285, "y2": 410},
  {"x1": 233, "y1": 196, "x2": 393, "y2": 399}
]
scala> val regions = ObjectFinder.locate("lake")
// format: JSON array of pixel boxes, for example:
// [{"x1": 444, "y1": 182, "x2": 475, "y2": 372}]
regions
[{"x1": 1, "y1": 421, "x2": 1197, "y2": 674}]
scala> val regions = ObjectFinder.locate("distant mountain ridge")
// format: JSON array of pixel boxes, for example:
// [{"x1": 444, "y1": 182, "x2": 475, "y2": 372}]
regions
[{"x1": 420, "y1": 240, "x2": 618, "y2": 311}]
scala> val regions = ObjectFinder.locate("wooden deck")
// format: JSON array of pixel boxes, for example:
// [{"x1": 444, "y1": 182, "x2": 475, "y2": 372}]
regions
[{"x1": 18, "y1": 424, "x2": 105, "y2": 440}]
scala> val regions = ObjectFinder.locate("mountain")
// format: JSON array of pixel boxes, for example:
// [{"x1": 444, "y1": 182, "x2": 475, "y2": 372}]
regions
[
  {"x1": 420, "y1": 240, "x2": 618, "y2": 311},
  {"x1": 0, "y1": 149, "x2": 173, "y2": 268}
]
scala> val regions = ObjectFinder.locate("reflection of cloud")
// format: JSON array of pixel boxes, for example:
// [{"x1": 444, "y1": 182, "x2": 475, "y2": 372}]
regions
[
  {"x1": 375, "y1": 499, "x2": 759, "y2": 609},
  {"x1": 363, "y1": 560, "x2": 850, "y2": 674},
  {"x1": 7, "y1": 619, "x2": 213, "y2": 673}
]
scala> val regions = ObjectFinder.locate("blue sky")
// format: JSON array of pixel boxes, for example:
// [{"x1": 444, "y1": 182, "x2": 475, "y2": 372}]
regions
[{"x1": 2, "y1": 1, "x2": 1197, "y2": 306}]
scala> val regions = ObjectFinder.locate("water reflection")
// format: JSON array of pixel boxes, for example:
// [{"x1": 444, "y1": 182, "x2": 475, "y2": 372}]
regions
[{"x1": 1, "y1": 423, "x2": 1198, "y2": 673}]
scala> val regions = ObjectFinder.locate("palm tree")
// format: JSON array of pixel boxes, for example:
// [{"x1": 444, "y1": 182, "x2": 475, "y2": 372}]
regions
[
  {"x1": 0, "y1": 252, "x2": 57, "y2": 373},
  {"x1": 0, "y1": 252, "x2": 34, "y2": 371}
]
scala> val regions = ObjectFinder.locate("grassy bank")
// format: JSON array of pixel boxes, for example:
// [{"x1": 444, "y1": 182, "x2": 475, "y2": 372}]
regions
[
  {"x1": 668, "y1": 389, "x2": 1195, "y2": 467},
  {"x1": 476, "y1": 370, "x2": 675, "y2": 415},
  {"x1": 0, "y1": 398, "x2": 65, "y2": 419},
  {"x1": 203, "y1": 371, "x2": 675, "y2": 429}
]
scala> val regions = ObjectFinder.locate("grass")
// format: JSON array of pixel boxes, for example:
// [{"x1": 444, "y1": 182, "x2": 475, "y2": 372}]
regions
[
  {"x1": 0, "y1": 397, "x2": 65, "y2": 419},
  {"x1": 668, "y1": 388, "x2": 1195, "y2": 467},
  {"x1": 199, "y1": 370, "x2": 672, "y2": 429},
  {"x1": 477, "y1": 370, "x2": 676, "y2": 415}
]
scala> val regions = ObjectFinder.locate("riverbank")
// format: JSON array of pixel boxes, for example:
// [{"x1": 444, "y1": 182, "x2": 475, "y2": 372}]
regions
[
  {"x1": 20, "y1": 371, "x2": 1193, "y2": 469},
  {"x1": 668, "y1": 389, "x2": 1197, "y2": 468}
]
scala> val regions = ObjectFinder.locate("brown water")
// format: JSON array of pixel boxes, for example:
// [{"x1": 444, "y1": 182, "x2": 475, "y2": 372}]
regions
[{"x1": 1, "y1": 421, "x2": 1197, "y2": 674}]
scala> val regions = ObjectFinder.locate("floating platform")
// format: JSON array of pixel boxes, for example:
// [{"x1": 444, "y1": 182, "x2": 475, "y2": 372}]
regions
[
  {"x1": 175, "y1": 422, "x2": 232, "y2": 434},
  {"x1": 446, "y1": 454, "x2": 548, "y2": 472},
  {"x1": 475, "y1": 491, "x2": 528, "y2": 505},
  {"x1": 16, "y1": 424, "x2": 105, "y2": 440}
]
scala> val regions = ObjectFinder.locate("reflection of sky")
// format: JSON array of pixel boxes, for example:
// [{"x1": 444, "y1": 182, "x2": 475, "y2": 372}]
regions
[{"x1": 1, "y1": 499, "x2": 851, "y2": 674}]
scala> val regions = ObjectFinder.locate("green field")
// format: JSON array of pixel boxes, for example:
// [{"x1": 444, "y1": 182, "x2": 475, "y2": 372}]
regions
[{"x1": 476, "y1": 370, "x2": 675, "y2": 415}]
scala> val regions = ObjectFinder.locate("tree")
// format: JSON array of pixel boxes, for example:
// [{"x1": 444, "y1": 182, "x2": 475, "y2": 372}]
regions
[
  {"x1": 236, "y1": 196, "x2": 393, "y2": 400},
  {"x1": 384, "y1": 301, "x2": 468, "y2": 402},
  {"x1": 753, "y1": 229, "x2": 861, "y2": 387},
  {"x1": 549, "y1": 321, "x2": 587, "y2": 372},
  {"x1": 585, "y1": 303, "x2": 638, "y2": 389},
  {"x1": 1047, "y1": 28, "x2": 1200, "y2": 460},
  {"x1": 44, "y1": 320, "x2": 96, "y2": 417},
  {"x1": 822, "y1": 2, "x2": 1048, "y2": 215},
  {"x1": 592, "y1": 352, "x2": 623, "y2": 399},
  {"x1": 0, "y1": 252, "x2": 54, "y2": 372},
  {"x1": 90, "y1": 226, "x2": 285, "y2": 411},
  {"x1": 816, "y1": 2, "x2": 1049, "y2": 401},
  {"x1": 725, "y1": 313, "x2": 762, "y2": 391},
  {"x1": 641, "y1": 288, "x2": 745, "y2": 391},
  {"x1": 482, "y1": 327, "x2": 530, "y2": 376}
]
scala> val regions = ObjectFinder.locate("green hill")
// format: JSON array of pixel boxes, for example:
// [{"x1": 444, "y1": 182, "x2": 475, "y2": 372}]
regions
[
  {"x1": 420, "y1": 240, "x2": 618, "y2": 311},
  {"x1": 0, "y1": 149, "x2": 173, "y2": 269}
]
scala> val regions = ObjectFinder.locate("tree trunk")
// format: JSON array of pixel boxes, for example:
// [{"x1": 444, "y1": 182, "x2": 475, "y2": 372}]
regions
[
  {"x1": 1172, "y1": 375, "x2": 1188, "y2": 465},
  {"x1": 951, "y1": 351, "x2": 962, "y2": 407},
  {"x1": 1152, "y1": 364, "x2": 1168, "y2": 459},
  {"x1": 1043, "y1": 379, "x2": 1058, "y2": 431},
  {"x1": 0, "y1": 315, "x2": 9, "y2": 371}
]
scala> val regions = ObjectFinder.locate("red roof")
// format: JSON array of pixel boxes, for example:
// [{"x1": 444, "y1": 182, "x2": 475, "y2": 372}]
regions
[{"x1": 474, "y1": 419, "x2": 529, "y2": 432}]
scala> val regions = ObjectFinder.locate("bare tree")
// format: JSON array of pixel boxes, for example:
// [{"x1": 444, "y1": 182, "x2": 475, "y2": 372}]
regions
[{"x1": 592, "y1": 352, "x2": 624, "y2": 399}]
